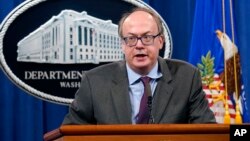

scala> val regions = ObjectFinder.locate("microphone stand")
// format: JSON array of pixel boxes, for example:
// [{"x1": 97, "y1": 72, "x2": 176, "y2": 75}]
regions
[
  {"x1": 147, "y1": 96, "x2": 154, "y2": 124},
  {"x1": 144, "y1": 78, "x2": 154, "y2": 124}
]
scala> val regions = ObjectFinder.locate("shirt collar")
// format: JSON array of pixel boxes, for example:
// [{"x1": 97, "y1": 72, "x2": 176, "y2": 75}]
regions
[{"x1": 126, "y1": 61, "x2": 162, "y2": 85}]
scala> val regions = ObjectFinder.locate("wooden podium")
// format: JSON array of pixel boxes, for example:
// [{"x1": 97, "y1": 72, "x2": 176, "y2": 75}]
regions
[{"x1": 44, "y1": 124, "x2": 230, "y2": 141}]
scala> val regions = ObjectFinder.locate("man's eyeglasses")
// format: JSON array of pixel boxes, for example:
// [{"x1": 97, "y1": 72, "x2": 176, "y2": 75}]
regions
[{"x1": 122, "y1": 33, "x2": 161, "y2": 47}]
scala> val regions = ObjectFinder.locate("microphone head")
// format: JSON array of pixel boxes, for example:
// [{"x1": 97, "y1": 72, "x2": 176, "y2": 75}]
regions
[{"x1": 147, "y1": 96, "x2": 153, "y2": 105}]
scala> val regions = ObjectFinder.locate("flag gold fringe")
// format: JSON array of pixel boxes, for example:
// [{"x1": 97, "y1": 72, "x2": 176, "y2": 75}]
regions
[
  {"x1": 224, "y1": 104, "x2": 231, "y2": 124},
  {"x1": 235, "y1": 103, "x2": 242, "y2": 124}
]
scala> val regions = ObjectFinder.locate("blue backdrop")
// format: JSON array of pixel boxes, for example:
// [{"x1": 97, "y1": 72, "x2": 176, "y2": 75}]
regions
[{"x1": 0, "y1": 0, "x2": 249, "y2": 141}]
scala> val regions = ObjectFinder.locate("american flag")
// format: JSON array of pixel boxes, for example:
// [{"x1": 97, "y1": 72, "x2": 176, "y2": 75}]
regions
[{"x1": 202, "y1": 74, "x2": 236, "y2": 123}]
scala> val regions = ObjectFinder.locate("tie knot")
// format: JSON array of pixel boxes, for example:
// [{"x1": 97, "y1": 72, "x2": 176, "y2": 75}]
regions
[{"x1": 141, "y1": 76, "x2": 151, "y2": 85}]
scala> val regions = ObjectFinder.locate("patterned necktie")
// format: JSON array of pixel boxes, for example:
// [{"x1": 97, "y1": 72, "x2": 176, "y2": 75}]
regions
[{"x1": 136, "y1": 76, "x2": 151, "y2": 124}]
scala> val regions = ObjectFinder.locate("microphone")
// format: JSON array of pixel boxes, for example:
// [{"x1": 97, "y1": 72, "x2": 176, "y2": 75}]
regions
[
  {"x1": 147, "y1": 95, "x2": 154, "y2": 124},
  {"x1": 143, "y1": 77, "x2": 154, "y2": 124}
]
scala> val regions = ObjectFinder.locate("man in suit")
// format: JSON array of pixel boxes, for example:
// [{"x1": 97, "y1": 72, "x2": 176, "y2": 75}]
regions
[{"x1": 62, "y1": 7, "x2": 216, "y2": 124}]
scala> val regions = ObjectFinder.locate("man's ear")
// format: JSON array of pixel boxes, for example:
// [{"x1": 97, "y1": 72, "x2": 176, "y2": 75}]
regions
[
  {"x1": 121, "y1": 42, "x2": 126, "y2": 53},
  {"x1": 159, "y1": 35, "x2": 165, "y2": 49}
]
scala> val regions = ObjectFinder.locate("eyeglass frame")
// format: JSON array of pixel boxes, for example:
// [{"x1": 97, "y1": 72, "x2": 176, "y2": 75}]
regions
[{"x1": 122, "y1": 33, "x2": 161, "y2": 47}]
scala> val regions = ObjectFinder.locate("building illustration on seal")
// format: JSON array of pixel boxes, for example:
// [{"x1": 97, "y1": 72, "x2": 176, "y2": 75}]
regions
[{"x1": 17, "y1": 9, "x2": 123, "y2": 64}]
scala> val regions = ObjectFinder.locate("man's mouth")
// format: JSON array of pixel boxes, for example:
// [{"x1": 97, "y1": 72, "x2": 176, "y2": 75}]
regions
[
  {"x1": 135, "y1": 54, "x2": 147, "y2": 57},
  {"x1": 134, "y1": 54, "x2": 148, "y2": 61}
]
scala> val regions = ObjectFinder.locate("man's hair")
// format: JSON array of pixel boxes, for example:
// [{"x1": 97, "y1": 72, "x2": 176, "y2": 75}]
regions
[{"x1": 118, "y1": 7, "x2": 164, "y2": 38}]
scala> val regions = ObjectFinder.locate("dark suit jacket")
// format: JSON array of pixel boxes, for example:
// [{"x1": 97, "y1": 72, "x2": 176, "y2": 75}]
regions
[{"x1": 63, "y1": 57, "x2": 216, "y2": 124}]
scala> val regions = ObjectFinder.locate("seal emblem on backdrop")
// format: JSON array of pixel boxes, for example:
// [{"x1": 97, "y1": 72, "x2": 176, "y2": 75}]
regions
[{"x1": 0, "y1": 0, "x2": 172, "y2": 105}]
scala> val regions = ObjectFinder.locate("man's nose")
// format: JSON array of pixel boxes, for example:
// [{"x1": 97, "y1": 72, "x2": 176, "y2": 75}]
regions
[{"x1": 135, "y1": 38, "x2": 144, "y2": 48}]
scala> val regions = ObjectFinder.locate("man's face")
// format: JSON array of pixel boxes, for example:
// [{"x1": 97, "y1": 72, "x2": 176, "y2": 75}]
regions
[{"x1": 121, "y1": 11, "x2": 164, "y2": 75}]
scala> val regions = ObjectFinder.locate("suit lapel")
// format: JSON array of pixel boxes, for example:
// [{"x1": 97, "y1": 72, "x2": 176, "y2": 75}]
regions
[
  {"x1": 110, "y1": 61, "x2": 132, "y2": 124},
  {"x1": 152, "y1": 57, "x2": 173, "y2": 123},
  {"x1": 109, "y1": 58, "x2": 173, "y2": 124}
]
